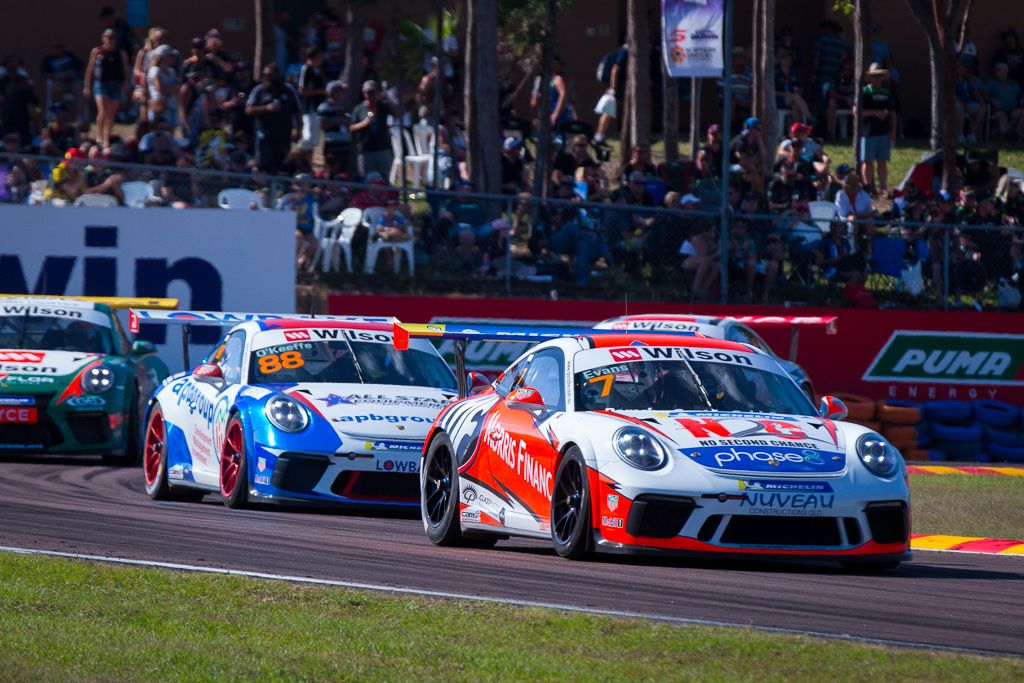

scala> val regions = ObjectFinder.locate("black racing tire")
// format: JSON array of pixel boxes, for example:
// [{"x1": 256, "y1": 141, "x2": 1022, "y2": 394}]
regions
[
  {"x1": 422, "y1": 433, "x2": 464, "y2": 546},
  {"x1": 220, "y1": 416, "x2": 250, "y2": 509},
  {"x1": 103, "y1": 386, "x2": 141, "y2": 466},
  {"x1": 840, "y1": 560, "x2": 902, "y2": 573},
  {"x1": 143, "y1": 404, "x2": 205, "y2": 503},
  {"x1": 551, "y1": 446, "x2": 592, "y2": 560}
]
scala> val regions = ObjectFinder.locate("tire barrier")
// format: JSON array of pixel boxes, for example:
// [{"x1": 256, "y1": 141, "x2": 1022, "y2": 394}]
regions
[
  {"x1": 876, "y1": 400, "x2": 923, "y2": 425},
  {"x1": 988, "y1": 442, "x2": 1024, "y2": 464},
  {"x1": 984, "y1": 425, "x2": 1024, "y2": 448},
  {"x1": 929, "y1": 421, "x2": 984, "y2": 443},
  {"x1": 882, "y1": 424, "x2": 919, "y2": 444},
  {"x1": 924, "y1": 401, "x2": 973, "y2": 422},
  {"x1": 932, "y1": 440, "x2": 984, "y2": 460},
  {"x1": 971, "y1": 400, "x2": 1019, "y2": 428}
]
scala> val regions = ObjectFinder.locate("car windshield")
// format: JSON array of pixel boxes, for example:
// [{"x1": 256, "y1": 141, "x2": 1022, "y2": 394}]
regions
[
  {"x1": 249, "y1": 339, "x2": 457, "y2": 389},
  {"x1": 574, "y1": 358, "x2": 815, "y2": 415},
  {"x1": 0, "y1": 314, "x2": 113, "y2": 354}
]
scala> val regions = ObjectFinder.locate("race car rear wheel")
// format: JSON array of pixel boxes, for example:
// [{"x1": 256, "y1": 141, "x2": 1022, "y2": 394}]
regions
[
  {"x1": 144, "y1": 405, "x2": 204, "y2": 502},
  {"x1": 551, "y1": 447, "x2": 592, "y2": 560},
  {"x1": 220, "y1": 417, "x2": 250, "y2": 509},
  {"x1": 423, "y1": 433, "x2": 464, "y2": 546}
]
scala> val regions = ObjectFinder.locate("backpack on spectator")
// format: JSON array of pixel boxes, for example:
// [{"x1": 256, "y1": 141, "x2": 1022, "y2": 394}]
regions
[{"x1": 596, "y1": 51, "x2": 617, "y2": 85}]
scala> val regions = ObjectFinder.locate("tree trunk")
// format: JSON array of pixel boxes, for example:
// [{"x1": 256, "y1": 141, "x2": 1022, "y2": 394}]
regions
[
  {"x1": 341, "y1": 6, "x2": 364, "y2": 110},
  {"x1": 464, "y1": 0, "x2": 501, "y2": 199},
  {"x1": 904, "y1": 0, "x2": 973, "y2": 186},
  {"x1": 532, "y1": 0, "x2": 556, "y2": 199},
  {"x1": 688, "y1": 78, "x2": 701, "y2": 161},
  {"x1": 851, "y1": 0, "x2": 870, "y2": 166},
  {"x1": 253, "y1": 0, "x2": 273, "y2": 75},
  {"x1": 760, "y1": 0, "x2": 776, "y2": 176},
  {"x1": 662, "y1": 59, "x2": 679, "y2": 161},
  {"x1": 750, "y1": 0, "x2": 762, "y2": 119},
  {"x1": 626, "y1": 0, "x2": 651, "y2": 148}
]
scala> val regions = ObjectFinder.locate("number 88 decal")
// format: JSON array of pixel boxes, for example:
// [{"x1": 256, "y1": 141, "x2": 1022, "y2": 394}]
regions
[{"x1": 258, "y1": 351, "x2": 304, "y2": 374}]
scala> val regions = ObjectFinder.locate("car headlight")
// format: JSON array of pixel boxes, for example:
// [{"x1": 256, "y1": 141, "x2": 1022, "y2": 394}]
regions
[
  {"x1": 612, "y1": 426, "x2": 668, "y2": 471},
  {"x1": 856, "y1": 433, "x2": 901, "y2": 478},
  {"x1": 265, "y1": 395, "x2": 309, "y2": 432},
  {"x1": 80, "y1": 366, "x2": 115, "y2": 394}
]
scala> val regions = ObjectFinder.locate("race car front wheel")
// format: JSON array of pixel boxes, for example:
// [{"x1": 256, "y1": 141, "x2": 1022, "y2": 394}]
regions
[
  {"x1": 551, "y1": 446, "x2": 592, "y2": 560},
  {"x1": 144, "y1": 405, "x2": 204, "y2": 502},
  {"x1": 423, "y1": 433, "x2": 463, "y2": 545},
  {"x1": 220, "y1": 416, "x2": 250, "y2": 509}
]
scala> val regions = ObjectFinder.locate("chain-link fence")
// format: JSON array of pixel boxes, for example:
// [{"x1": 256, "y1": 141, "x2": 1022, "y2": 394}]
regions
[{"x1": 2, "y1": 152, "x2": 1022, "y2": 311}]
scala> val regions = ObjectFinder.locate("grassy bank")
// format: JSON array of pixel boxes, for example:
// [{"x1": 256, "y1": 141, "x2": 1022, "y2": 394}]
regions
[
  {"x1": 909, "y1": 474, "x2": 1024, "y2": 540},
  {"x1": 0, "y1": 552, "x2": 1021, "y2": 682}
]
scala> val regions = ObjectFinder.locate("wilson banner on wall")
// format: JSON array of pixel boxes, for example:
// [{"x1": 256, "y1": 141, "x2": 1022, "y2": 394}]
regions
[
  {"x1": 662, "y1": 0, "x2": 725, "y2": 78},
  {"x1": 0, "y1": 205, "x2": 295, "y2": 369}
]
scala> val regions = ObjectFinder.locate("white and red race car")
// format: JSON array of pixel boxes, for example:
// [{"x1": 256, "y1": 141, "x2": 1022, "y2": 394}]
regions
[
  {"x1": 594, "y1": 314, "x2": 837, "y2": 399},
  {"x1": 397, "y1": 322, "x2": 910, "y2": 571}
]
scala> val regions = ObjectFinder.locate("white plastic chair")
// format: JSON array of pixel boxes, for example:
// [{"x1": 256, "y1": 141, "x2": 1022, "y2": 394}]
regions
[
  {"x1": 73, "y1": 193, "x2": 118, "y2": 207},
  {"x1": 402, "y1": 129, "x2": 432, "y2": 188},
  {"x1": 412, "y1": 122, "x2": 436, "y2": 186},
  {"x1": 122, "y1": 181, "x2": 156, "y2": 208},
  {"x1": 217, "y1": 188, "x2": 265, "y2": 210},
  {"x1": 388, "y1": 127, "x2": 404, "y2": 186},
  {"x1": 317, "y1": 207, "x2": 363, "y2": 273},
  {"x1": 808, "y1": 200, "x2": 841, "y2": 234},
  {"x1": 364, "y1": 223, "x2": 415, "y2": 276}
]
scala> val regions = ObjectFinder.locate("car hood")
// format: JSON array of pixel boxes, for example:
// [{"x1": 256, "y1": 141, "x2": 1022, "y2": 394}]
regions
[
  {"x1": 0, "y1": 349, "x2": 102, "y2": 392},
  {"x1": 611, "y1": 410, "x2": 848, "y2": 476},
  {"x1": 282, "y1": 383, "x2": 457, "y2": 442}
]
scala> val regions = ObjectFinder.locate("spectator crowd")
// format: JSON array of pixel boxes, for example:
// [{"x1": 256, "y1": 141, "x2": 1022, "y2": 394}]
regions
[{"x1": 1, "y1": 6, "x2": 1023, "y2": 308}]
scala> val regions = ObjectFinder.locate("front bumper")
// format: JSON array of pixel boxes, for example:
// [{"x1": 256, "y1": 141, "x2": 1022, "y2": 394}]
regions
[
  {"x1": 0, "y1": 392, "x2": 129, "y2": 455},
  {"x1": 588, "y1": 469, "x2": 911, "y2": 560},
  {"x1": 248, "y1": 442, "x2": 421, "y2": 507}
]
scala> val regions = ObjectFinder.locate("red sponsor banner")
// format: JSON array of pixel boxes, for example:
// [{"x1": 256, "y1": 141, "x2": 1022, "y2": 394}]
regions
[
  {"x1": 328, "y1": 294, "x2": 1024, "y2": 404},
  {"x1": 0, "y1": 407, "x2": 38, "y2": 423}
]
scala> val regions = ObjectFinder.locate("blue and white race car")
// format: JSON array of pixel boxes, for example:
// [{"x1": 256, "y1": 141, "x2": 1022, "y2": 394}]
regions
[{"x1": 136, "y1": 313, "x2": 457, "y2": 508}]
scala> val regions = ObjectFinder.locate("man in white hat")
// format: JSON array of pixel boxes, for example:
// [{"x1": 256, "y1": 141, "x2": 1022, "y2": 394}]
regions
[{"x1": 858, "y1": 62, "x2": 896, "y2": 196}]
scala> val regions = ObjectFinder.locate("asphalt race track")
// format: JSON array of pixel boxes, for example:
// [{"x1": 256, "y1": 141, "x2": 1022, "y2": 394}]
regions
[{"x1": 1, "y1": 458, "x2": 1022, "y2": 655}]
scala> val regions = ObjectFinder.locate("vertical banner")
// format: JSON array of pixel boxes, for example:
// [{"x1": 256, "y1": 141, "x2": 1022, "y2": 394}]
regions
[{"x1": 662, "y1": 0, "x2": 725, "y2": 78}]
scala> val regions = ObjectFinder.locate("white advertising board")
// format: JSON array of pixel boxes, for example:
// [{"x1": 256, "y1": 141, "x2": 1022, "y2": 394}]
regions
[{"x1": 0, "y1": 205, "x2": 295, "y2": 370}]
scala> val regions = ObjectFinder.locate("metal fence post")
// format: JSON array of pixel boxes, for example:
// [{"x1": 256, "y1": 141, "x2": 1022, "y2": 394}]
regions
[
  {"x1": 717, "y1": 0, "x2": 735, "y2": 304},
  {"x1": 505, "y1": 198, "x2": 514, "y2": 293},
  {"x1": 942, "y1": 227, "x2": 951, "y2": 310}
]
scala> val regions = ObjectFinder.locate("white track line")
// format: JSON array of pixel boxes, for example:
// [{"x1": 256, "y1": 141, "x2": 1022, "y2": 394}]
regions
[
  {"x1": 913, "y1": 546, "x2": 1024, "y2": 558},
  {"x1": 0, "y1": 545, "x2": 1012, "y2": 657}
]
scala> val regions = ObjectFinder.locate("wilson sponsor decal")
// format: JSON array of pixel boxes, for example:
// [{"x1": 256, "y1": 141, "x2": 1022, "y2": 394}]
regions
[
  {"x1": 284, "y1": 330, "x2": 311, "y2": 342},
  {"x1": 0, "y1": 351, "x2": 45, "y2": 363}
]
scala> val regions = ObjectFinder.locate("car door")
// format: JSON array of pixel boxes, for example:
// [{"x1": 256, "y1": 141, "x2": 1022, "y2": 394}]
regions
[
  {"x1": 190, "y1": 330, "x2": 246, "y2": 486},
  {"x1": 477, "y1": 348, "x2": 565, "y2": 532}
]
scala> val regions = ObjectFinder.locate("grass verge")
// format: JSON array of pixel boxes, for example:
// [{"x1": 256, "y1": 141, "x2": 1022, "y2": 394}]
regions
[
  {"x1": 909, "y1": 474, "x2": 1024, "y2": 540},
  {"x1": 0, "y1": 552, "x2": 1022, "y2": 682}
]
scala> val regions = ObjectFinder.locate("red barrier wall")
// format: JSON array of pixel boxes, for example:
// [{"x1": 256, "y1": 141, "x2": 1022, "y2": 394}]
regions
[{"x1": 328, "y1": 294, "x2": 1024, "y2": 404}]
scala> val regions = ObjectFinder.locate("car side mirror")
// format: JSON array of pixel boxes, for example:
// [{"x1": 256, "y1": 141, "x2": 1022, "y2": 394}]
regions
[
  {"x1": 467, "y1": 371, "x2": 490, "y2": 395},
  {"x1": 505, "y1": 387, "x2": 546, "y2": 414},
  {"x1": 132, "y1": 340, "x2": 156, "y2": 356},
  {"x1": 819, "y1": 395, "x2": 848, "y2": 421},
  {"x1": 193, "y1": 363, "x2": 226, "y2": 388}
]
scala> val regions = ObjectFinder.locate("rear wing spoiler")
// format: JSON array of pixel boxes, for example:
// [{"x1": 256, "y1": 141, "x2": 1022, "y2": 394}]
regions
[
  {"x1": 393, "y1": 322, "x2": 695, "y2": 397},
  {"x1": 0, "y1": 294, "x2": 179, "y2": 311},
  {"x1": 129, "y1": 308, "x2": 394, "y2": 369}
]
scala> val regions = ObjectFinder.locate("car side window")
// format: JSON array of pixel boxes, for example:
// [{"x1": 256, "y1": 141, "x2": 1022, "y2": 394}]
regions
[
  {"x1": 495, "y1": 358, "x2": 529, "y2": 396},
  {"x1": 218, "y1": 332, "x2": 246, "y2": 385},
  {"x1": 519, "y1": 349, "x2": 566, "y2": 412},
  {"x1": 727, "y1": 324, "x2": 772, "y2": 354}
]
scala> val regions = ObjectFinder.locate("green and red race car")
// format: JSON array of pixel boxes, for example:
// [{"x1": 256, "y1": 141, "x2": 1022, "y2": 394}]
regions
[{"x1": 0, "y1": 295, "x2": 176, "y2": 463}]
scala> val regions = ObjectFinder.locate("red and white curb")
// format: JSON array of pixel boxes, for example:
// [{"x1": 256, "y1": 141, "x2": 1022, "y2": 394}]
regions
[
  {"x1": 907, "y1": 465, "x2": 1024, "y2": 477},
  {"x1": 912, "y1": 534, "x2": 1024, "y2": 556}
]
